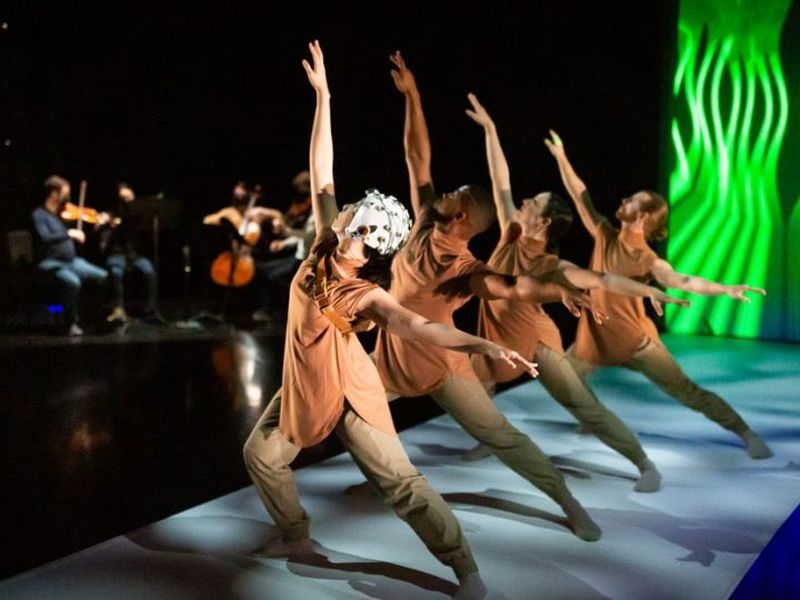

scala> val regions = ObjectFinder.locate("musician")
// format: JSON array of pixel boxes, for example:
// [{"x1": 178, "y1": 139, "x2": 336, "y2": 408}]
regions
[
  {"x1": 100, "y1": 182, "x2": 157, "y2": 323},
  {"x1": 251, "y1": 171, "x2": 316, "y2": 323},
  {"x1": 31, "y1": 175, "x2": 108, "y2": 336}
]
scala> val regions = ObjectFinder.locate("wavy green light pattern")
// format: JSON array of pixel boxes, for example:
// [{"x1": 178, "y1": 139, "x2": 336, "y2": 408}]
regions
[{"x1": 666, "y1": 0, "x2": 791, "y2": 338}]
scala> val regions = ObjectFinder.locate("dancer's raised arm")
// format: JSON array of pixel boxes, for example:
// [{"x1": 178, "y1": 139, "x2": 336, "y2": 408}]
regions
[
  {"x1": 651, "y1": 258, "x2": 767, "y2": 303},
  {"x1": 465, "y1": 93, "x2": 515, "y2": 231},
  {"x1": 544, "y1": 130, "x2": 604, "y2": 237},
  {"x1": 358, "y1": 288, "x2": 538, "y2": 378},
  {"x1": 302, "y1": 40, "x2": 337, "y2": 234},
  {"x1": 390, "y1": 51, "x2": 432, "y2": 219}
]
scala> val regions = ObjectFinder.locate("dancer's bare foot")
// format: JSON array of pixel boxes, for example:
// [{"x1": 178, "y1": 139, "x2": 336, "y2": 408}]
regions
[
  {"x1": 461, "y1": 443, "x2": 492, "y2": 462},
  {"x1": 561, "y1": 496, "x2": 602, "y2": 541},
  {"x1": 251, "y1": 536, "x2": 313, "y2": 558},
  {"x1": 741, "y1": 430, "x2": 773, "y2": 459},
  {"x1": 453, "y1": 572, "x2": 488, "y2": 600},
  {"x1": 634, "y1": 458, "x2": 663, "y2": 493}
]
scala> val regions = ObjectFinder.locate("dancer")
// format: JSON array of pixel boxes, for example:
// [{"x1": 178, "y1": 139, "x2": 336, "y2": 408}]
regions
[
  {"x1": 372, "y1": 51, "x2": 604, "y2": 541},
  {"x1": 461, "y1": 94, "x2": 689, "y2": 492},
  {"x1": 243, "y1": 41, "x2": 535, "y2": 599},
  {"x1": 544, "y1": 130, "x2": 772, "y2": 459}
]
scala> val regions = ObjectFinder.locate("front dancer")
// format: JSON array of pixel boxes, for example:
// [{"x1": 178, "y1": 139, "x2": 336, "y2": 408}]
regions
[
  {"x1": 374, "y1": 51, "x2": 603, "y2": 541},
  {"x1": 544, "y1": 130, "x2": 772, "y2": 459},
  {"x1": 463, "y1": 94, "x2": 689, "y2": 492},
  {"x1": 243, "y1": 41, "x2": 536, "y2": 599}
]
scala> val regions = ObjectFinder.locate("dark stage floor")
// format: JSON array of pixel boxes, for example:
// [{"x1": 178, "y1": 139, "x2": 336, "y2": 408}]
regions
[{"x1": 0, "y1": 324, "x2": 442, "y2": 580}]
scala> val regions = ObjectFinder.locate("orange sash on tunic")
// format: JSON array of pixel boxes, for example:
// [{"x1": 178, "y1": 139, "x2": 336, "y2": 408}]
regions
[
  {"x1": 572, "y1": 218, "x2": 661, "y2": 366},
  {"x1": 472, "y1": 223, "x2": 564, "y2": 384},
  {"x1": 280, "y1": 230, "x2": 395, "y2": 448}
]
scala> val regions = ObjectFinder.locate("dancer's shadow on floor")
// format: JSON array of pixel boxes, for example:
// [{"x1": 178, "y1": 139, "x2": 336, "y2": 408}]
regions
[
  {"x1": 549, "y1": 455, "x2": 637, "y2": 483},
  {"x1": 442, "y1": 489, "x2": 573, "y2": 537},
  {"x1": 285, "y1": 542, "x2": 457, "y2": 598},
  {"x1": 596, "y1": 508, "x2": 764, "y2": 567},
  {"x1": 127, "y1": 515, "x2": 457, "y2": 599}
]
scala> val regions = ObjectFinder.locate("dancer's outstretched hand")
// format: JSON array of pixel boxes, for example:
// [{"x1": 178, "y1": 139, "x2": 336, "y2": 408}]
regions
[
  {"x1": 464, "y1": 93, "x2": 494, "y2": 129},
  {"x1": 389, "y1": 50, "x2": 417, "y2": 94},
  {"x1": 725, "y1": 284, "x2": 767, "y2": 303},
  {"x1": 647, "y1": 290, "x2": 691, "y2": 316},
  {"x1": 561, "y1": 288, "x2": 608, "y2": 324},
  {"x1": 484, "y1": 343, "x2": 539, "y2": 378},
  {"x1": 544, "y1": 129, "x2": 566, "y2": 158},
  {"x1": 302, "y1": 40, "x2": 328, "y2": 93}
]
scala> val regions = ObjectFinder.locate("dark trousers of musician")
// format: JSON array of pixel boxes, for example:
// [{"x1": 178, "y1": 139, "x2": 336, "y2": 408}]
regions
[
  {"x1": 37, "y1": 257, "x2": 108, "y2": 326},
  {"x1": 106, "y1": 254, "x2": 157, "y2": 312}
]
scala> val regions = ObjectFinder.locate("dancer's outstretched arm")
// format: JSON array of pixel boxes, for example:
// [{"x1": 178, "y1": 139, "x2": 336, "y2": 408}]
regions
[
  {"x1": 358, "y1": 288, "x2": 538, "y2": 377},
  {"x1": 465, "y1": 93, "x2": 516, "y2": 231},
  {"x1": 390, "y1": 51, "x2": 432, "y2": 219},
  {"x1": 544, "y1": 130, "x2": 604, "y2": 237},
  {"x1": 302, "y1": 40, "x2": 337, "y2": 234},
  {"x1": 551, "y1": 260, "x2": 690, "y2": 316},
  {"x1": 468, "y1": 271, "x2": 607, "y2": 323},
  {"x1": 651, "y1": 258, "x2": 767, "y2": 303}
]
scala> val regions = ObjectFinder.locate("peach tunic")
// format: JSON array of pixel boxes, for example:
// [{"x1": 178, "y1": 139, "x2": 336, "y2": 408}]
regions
[
  {"x1": 472, "y1": 223, "x2": 564, "y2": 384},
  {"x1": 375, "y1": 190, "x2": 489, "y2": 396},
  {"x1": 280, "y1": 230, "x2": 396, "y2": 447},
  {"x1": 572, "y1": 218, "x2": 660, "y2": 366}
]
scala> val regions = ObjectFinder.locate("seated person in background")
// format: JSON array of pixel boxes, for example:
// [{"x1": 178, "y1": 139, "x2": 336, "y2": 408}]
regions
[
  {"x1": 99, "y1": 182, "x2": 157, "y2": 323},
  {"x1": 31, "y1": 175, "x2": 109, "y2": 336},
  {"x1": 252, "y1": 171, "x2": 315, "y2": 323}
]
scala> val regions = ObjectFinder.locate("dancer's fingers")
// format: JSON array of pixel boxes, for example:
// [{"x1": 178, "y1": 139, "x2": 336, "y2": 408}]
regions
[
  {"x1": 465, "y1": 109, "x2": 479, "y2": 122},
  {"x1": 652, "y1": 298, "x2": 663, "y2": 316}
]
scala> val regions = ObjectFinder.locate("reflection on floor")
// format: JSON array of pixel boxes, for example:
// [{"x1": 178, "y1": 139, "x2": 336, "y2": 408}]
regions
[{"x1": 1, "y1": 334, "x2": 798, "y2": 599}]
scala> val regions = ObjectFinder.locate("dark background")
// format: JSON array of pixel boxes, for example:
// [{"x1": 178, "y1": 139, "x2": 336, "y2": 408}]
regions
[{"x1": 1, "y1": 1, "x2": 675, "y2": 299}]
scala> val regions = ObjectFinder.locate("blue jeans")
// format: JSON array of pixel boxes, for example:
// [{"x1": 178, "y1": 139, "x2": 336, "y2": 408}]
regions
[
  {"x1": 106, "y1": 254, "x2": 156, "y2": 310},
  {"x1": 38, "y1": 257, "x2": 108, "y2": 325}
]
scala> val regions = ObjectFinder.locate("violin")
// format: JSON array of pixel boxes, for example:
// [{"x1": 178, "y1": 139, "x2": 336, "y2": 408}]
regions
[
  {"x1": 60, "y1": 181, "x2": 120, "y2": 227},
  {"x1": 61, "y1": 201, "x2": 103, "y2": 224}
]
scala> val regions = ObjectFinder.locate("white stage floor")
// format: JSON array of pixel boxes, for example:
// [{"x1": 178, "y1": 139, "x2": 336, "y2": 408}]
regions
[{"x1": 2, "y1": 334, "x2": 799, "y2": 599}]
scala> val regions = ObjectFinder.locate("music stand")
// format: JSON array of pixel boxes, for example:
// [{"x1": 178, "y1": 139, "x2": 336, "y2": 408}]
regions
[{"x1": 118, "y1": 195, "x2": 181, "y2": 332}]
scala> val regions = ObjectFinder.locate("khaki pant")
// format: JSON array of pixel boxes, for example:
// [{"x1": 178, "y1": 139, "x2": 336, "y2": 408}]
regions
[
  {"x1": 243, "y1": 391, "x2": 478, "y2": 578},
  {"x1": 534, "y1": 344, "x2": 647, "y2": 465},
  {"x1": 566, "y1": 339, "x2": 749, "y2": 435},
  {"x1": 409, "y1": 375, "x2": 573, "y2": 506}
]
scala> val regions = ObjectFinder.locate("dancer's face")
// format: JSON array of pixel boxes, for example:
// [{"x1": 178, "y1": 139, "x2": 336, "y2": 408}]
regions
[
  {"x1": 516, "y1": 193, "x2": 550, "y2": 237},
  {"x1": 615, "y1": 191, "x2": 650, "y2": 222}
]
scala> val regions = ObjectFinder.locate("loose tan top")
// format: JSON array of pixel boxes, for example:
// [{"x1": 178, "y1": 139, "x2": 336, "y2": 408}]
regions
[
  {"x1": 472, "y1": 223, "x2": 564, "y2": 384},
  {"x1": 280, "y1": 228, "x2": 396, "y2": 447},
  {"x1": 572, "y1": 218, "x2": 660, "y2": 366},
  {"x1": 375, "y1": 186, "x2": 489, "y2": 396}
]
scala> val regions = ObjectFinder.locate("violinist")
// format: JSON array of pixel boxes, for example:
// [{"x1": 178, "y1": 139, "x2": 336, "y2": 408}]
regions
[
  {"x1": 99, "y1": 183, "x2": 157, "y2": 323},
  {"x1": 31, "y1": 175, "x2": 109, "y2": 336}
]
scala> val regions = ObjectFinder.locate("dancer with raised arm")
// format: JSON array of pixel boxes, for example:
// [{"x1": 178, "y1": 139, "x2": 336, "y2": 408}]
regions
[
  {"x1": 544, "y1": 130, "x2": 772, "y2": 459},
  {"x1": 373, "y1": 51, "x2": 603, "y2": 541},
  {"x1": 462, "y1": 94, "x2": 689, "y2": 491},
  {"x1": 243, "y1": 41, "x2": 536, "y2": 600}
]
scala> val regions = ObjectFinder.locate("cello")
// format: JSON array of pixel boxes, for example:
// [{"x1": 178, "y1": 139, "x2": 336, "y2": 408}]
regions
[{"x1": 209, "y1": 189, "x2": 262, "y2": 287}]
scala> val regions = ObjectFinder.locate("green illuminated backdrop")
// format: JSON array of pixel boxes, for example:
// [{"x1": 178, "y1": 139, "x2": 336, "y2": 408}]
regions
[{"x1": 666, "y1": 0, "x2": 800, "y2": 341}]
